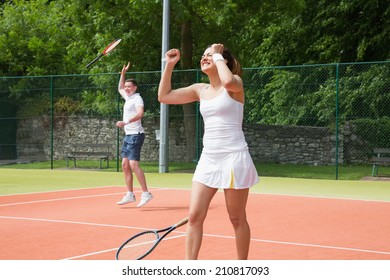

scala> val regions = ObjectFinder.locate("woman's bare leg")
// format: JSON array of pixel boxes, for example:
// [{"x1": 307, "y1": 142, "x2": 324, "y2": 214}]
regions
[
  {"x1": 224, "y1": 188, "x2": 250, "y2": 259},
  {"x1": 186, "y1": 182, "x2": 218, "y2": 259}
]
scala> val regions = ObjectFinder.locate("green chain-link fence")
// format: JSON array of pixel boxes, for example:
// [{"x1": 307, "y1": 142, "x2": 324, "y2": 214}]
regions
[{"x1": 1, "y1": 61, "x2": 389, "y2": 179}]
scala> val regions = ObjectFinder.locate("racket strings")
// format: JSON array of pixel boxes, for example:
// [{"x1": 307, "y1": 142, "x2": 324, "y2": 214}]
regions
[{"x1": 117, "y1": 232, "x2": 158, "y2": 260}]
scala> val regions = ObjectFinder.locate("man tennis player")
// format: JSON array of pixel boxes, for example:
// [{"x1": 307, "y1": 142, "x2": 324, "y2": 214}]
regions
[{"x1": 116, "y1": 62, "x2": 153, "y2": 208}]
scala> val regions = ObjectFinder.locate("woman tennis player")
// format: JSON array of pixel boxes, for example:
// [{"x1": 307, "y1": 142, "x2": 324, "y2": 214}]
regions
[{"x1": 158, "y1": 44, "x2": 259, "y2": 259}]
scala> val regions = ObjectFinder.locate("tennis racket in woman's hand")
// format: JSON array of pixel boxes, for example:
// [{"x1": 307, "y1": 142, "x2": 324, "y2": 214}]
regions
[
  {"x1": 116, "y1": 217, "x2": 188, "y2": 260},
  {"x1": 86, "y1": 38, "x2": 122, "y2": 68}
]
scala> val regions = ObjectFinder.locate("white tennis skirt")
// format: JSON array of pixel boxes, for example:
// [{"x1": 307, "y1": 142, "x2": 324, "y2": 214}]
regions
[{"x1": 192, "y1": 150, "x2": 259, "y2": 189}]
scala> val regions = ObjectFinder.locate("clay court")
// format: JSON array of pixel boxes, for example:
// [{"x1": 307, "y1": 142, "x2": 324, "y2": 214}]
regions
[{"x1": 1, "y1": 185, "x2": 390, "y2": 260}]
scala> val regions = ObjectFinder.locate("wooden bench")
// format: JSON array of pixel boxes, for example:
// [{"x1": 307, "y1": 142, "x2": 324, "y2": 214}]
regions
[
  {"x1": 66, "y1": 144, "x2": 111, "y2": 169},
  {"x1": 371, "y1": 148, "x2": 390, "y2": 176}
]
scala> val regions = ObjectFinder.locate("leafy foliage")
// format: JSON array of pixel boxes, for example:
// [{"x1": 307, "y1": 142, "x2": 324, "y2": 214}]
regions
[
  {"x1": 243, "y1": 62, "x2": 390, "y2": 127},
  {"x1": 0, "y1": 0, "x2": 389, "y2": 128},
  {"x1": 1, "y1": 0, "x2": 389, "y2": 76}
]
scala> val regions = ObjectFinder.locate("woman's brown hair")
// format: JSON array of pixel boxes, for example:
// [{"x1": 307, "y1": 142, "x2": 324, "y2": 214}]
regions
[{"x1": 222, "y1": 48, "x2": 243, "y2": 77}]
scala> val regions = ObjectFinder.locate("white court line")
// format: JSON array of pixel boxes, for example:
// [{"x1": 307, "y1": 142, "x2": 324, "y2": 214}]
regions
[
  {"x1": 2, "y1": 215, "x2": 390, "y2": 258},
  {"x1": 63, "y1": 234, "x2": 187, "y2": 260},
  {"x1": 0, "y1": 215, "x2": 153, "y2": 230},
  {"x1": 2, "y1": 184, "x2": 389, "y2": 204},
  {"x1": 0, "y1": 215, "x2": 186, "y2": 260},
  {"x1": 249, "y1": 237, "x2": 390, "y2": 256},
  {"x1": 256, "y1": 192, "x2": 390, "y2": 203},
  {"x1": 200, "y1": 233, "x2": 390, "y2": 256},
  {"x1": 0, "y1": 192, "x2": 125, "y2": 207},
  {"x1": 0, "y1": 185, "x2": 179, "y2": 197},
  {"x1": 0, "y1": 188, "x2": 169, "y2": 207},
  {"x1": 0, "y1": 185, "x2": 123, "y2": 197}
]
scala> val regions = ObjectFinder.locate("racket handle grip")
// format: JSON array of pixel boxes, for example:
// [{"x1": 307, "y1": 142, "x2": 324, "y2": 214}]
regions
[
  {"x1": 176, "y1": 217, "x2": 189, "y2": 228},
  {"x1": 86, "y1": 54, "x2": 103, "y2": 68}
]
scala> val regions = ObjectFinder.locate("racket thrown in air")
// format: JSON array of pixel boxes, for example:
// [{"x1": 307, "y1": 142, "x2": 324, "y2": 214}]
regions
[
  {"x1": 85, "y1": 38, "x2": 122, "y2": 68},
  {"x1": 116, "y1": 217, "x2": 188, "y2": 260}
]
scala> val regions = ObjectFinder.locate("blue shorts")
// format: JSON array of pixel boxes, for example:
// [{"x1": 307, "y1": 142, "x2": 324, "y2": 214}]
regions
[{"x1": 121, "y1": 133, "x2": 145, "y2": 161}]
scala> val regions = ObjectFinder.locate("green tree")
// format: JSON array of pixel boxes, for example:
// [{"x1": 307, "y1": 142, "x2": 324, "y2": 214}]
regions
[
  {"x1": 1, "y1": 0, "x2": 389, "y2": 132},
  {"x1": 0, "y1": 0, "x2": 77, "y2": 75},
  {"x1": 251, "y1": 0, "x2": 390, "y2": 66}
]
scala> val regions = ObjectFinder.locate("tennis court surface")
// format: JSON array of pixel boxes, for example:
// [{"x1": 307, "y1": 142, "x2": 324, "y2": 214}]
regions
[{"x1": 1, "y1": 185, "x2": 390, "y2": 260}]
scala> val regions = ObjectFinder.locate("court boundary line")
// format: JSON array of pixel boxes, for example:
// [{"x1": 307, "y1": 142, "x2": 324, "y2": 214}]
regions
[
  {"x1": 2, "y1": 215, "x2": 390, "y2": 258},
  {"x1": 62, "y1": 234, "x2": 187, "y2": 260},
  {"x1": 249, "y1": 237, "x2": 390, "y2": 256},
  {"x1": 0, "y1": 215, "x2": 154, "y2": 231},
  {"x1": 257, "y1": 192, "x2": 390, "y2": 204},
  {"x1": 2, "y1": 186, "x2": 389, "y2": 208},
  {"x1": 0, "y1": 185, "x2": 123, "y2": 197},
  {"x1": 0, "y1": 188, "x2": 170, "y2": 207},
  {"x1": 0, "y1": 192, "x2": 126, "y2": 207}
]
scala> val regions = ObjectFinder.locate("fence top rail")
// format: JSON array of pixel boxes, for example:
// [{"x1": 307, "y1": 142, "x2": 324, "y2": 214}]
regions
[
  {"x1": 244, "y1": 60, "x2": 390, "y2": 71},
  {"x1": 1, "y1": 61, "x2": 390, "y2": 79}
]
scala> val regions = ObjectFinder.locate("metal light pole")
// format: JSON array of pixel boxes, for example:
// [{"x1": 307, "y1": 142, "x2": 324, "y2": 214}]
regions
[{"x1": 159, "y1": 0, "x2": 170, "y2": 173}]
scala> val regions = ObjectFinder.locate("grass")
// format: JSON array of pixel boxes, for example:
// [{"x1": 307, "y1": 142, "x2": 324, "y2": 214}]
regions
[
  {"x1": 1, "y1": 159, "x2": 389, "y2": 180},
  {"x1": 1, "y1": 168, "x2": 390, "y2": 200},
  {"x1": 258, "y1": 163, "x2": 390, "y2": 180},
  {"x1": 0, "y1": 160, "x2": 196, "y2": 173}
]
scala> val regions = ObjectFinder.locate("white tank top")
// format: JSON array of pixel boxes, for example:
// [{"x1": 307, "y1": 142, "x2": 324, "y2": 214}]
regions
[{"x1": 200, "y1": 88, "x2": 248, "y2": 153}]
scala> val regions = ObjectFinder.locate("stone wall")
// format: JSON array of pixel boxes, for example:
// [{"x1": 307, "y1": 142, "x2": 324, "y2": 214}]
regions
[
  {"x1": 16, "y1": 116, "x2": 354, "y2": 165},
  {"x1": 244, "y1": 124, "x2": 341, "y2": 165},
  {"x1": 16, "y1": 115, "x2": 189, "y2": 162}
]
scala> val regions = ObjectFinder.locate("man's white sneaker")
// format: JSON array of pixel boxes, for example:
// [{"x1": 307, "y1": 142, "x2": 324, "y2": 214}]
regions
[
  {"x1": 137, "y1": 192, "x2": 153, "y2": 207},
  {"x1": 117, "y1": 193, "x2": 136, "y2": 205}
]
